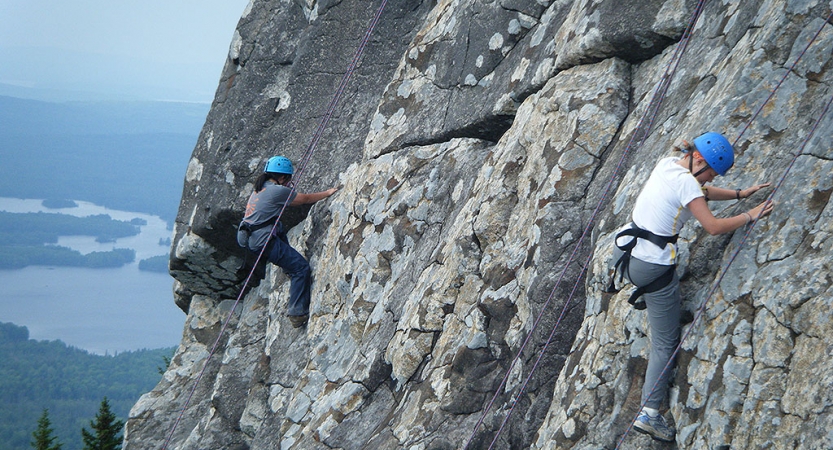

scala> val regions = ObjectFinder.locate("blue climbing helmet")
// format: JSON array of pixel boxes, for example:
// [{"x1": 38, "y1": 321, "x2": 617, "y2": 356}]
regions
[
  {"x1": 693, "y1": 132, "x2": 734, "y2": 176},
  {"x1": 264, "y1": 156, "x2": 294, "y2": 175}
]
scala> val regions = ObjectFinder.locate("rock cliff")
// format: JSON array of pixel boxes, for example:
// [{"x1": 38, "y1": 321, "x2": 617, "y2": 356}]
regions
[{"x1": 124, "y1": 1, "x2": 833, "y2": 449}]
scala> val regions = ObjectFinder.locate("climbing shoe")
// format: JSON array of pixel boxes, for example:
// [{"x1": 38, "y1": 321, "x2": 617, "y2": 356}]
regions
[
  {"x1": 634, "y1": 409, "x2": 675, "y2": 443},
  {"x1": 288, "y1": 314, "x2": 309, "y2": 328}
]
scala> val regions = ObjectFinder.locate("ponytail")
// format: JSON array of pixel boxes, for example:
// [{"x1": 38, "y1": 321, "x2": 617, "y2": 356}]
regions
[
  {"x1": 673, "y1": 139, "x2": 695, "y2": 153},
  {"x1": 673, "y1": 139, "x2": 705, "y2": 175},
  {"x1": 254, "y1": 172, "x2": 293, "y2": 192},
  {"x1": 254, "y1": 173, "x2": 270, "y2": 192}
]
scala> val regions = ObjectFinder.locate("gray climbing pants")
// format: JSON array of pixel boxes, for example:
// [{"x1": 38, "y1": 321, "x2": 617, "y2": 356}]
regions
[{"x1": 612, "y1": 246, "x2": 681, "y2": 409}]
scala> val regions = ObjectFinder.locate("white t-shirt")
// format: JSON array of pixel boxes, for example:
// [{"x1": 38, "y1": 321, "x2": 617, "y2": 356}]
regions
[{"x1": 617, "y1": 157, "x2": 704, "y2": 265}]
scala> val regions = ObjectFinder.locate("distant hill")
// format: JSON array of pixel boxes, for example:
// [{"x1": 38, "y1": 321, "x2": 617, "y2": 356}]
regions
[
  {"x1": 0, "y1": 96, "x2": 210, "y2": 136},
  {"x1": 0, "y1": 322, "x2": 175, "y2": 450},
  {"x1": 0, "y1": 211, "x2": 143, "y2": 269},
  {"x1": 0, "y1": 96, "x2": 209, "y2": 222}
]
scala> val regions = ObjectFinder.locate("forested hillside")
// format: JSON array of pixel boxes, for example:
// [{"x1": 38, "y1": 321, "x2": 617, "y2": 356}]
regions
[
  {"x1": 0, "y1": 211, "x2": 140, "y2": 269},
  {"x1": 0, "y1": 96, "x2": 206, "y2": 222},
  {"x1": 0, "y1": 322, "x2": 175, "y2": 450}
]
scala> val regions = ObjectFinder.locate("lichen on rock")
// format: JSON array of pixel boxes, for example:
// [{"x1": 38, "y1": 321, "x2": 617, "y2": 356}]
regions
[{"x1": 125, "y1": 1, "x2": 833, "y2": 449}]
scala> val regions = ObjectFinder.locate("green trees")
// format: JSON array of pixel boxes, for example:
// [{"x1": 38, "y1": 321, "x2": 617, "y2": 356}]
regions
[
  {"x1": 31, "y1": 409, "x2": 63, "y2": 450},
  {"x1": 0, "y1": 212, "x2": 140, "y2": 246},
  {"x1": 137, "y1": 254, "x2": 169, "y2": 273},
  {"x1": 81, "y1": 398, "x2": 123, "y2": 450},
  {"x1": 0, "y1": 212, "x2": 140, "y2": 269},
  {"x1": 29, "y1": 400, "x2": 126, "y2": 450},
  {"x1": 1, "y1": 323, "x2": 175, "y2": 450}
]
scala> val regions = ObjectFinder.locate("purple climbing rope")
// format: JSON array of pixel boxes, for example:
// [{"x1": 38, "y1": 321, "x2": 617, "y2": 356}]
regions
[
  {"x1": 615, "y1": 10, "x2": 833, "y2": 448},
  {"x1": 463, "y1": 1, "x2": 710, "y2": 448},
  {"x1": 162, "y1": 1, "x2": 388, "y2": 448}
]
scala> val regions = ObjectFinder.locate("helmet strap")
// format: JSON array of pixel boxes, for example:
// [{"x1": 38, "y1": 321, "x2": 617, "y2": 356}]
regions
[{"x1": 688, "y1": 151, "x2": 710, "y2": 178}]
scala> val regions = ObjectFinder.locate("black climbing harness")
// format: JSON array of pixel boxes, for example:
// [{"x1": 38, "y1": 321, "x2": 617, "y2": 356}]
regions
[
  {"x1": 607, "y1": 223, "x2": 678, "y2": 310},
  {"x1": 237, "y1": 216, "x2": 285, "y2": 249},
  {"x1": 237, "y1": 218, "x2": 283, "y2": 274}
]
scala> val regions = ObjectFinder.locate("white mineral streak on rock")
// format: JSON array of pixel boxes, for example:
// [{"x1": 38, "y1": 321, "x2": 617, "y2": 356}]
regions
[
  {"x1": 185, "y1": 157, "x2": 204, "y2": 182},
  {"x1": 127, "y1": 1, "x2": 833, "y2": 449},
  {"x1": 489, "y1": 33, "x2": 505, "y2": 51},
  {"x1": 229, "y1": 30, "x2": 243, "y2": 62}
]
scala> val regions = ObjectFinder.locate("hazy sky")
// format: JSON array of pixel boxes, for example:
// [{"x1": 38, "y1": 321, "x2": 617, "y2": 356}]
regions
[{"x1": 0, "y1": 0, "x2": 250, "y2": 102}]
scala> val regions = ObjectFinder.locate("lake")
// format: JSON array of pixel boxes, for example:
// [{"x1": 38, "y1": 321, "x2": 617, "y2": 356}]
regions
[{"x1": 0, "y1": 198, "x2": 185, "y2": 354}]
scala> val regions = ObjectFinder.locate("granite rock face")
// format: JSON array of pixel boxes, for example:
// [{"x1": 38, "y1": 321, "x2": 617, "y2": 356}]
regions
[{"x1": 125, "y1": 0, "x2": 833, "y2": 449}]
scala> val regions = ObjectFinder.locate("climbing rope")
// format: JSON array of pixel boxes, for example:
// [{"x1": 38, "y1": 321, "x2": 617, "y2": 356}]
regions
[
  {"x1": 615, "y1": 9, "x2": 833, "y2": 447},
  {"x1": 162, "y1": 2, "x2": 388, "y2": 448},
  {"x1": 463, "y1": 1, "x2": 710, "y2": 448},
  {"x1": 292, "y1": 0, "x2": 387, "y2": 188},
  {"x1": 617, "y1": 93, "x2": 833, "y2": 449}
]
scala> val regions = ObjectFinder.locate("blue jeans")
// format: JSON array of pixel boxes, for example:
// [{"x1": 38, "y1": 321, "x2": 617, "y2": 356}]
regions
[{"x1": 266, "y1": 231, "x2": 311, "y2": 317}]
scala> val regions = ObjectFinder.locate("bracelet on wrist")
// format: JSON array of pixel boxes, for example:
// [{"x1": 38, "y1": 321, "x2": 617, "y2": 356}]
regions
[
  {"x1": 743, "y1": 212, "x2": 752, "y2": 224},
  {"x1": 736, "y1": 188, "x2": 742, "y2": 200}
]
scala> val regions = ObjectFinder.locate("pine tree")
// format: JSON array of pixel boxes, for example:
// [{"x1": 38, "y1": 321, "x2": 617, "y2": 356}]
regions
[
  {"x1": 81, "y1": 398, "x2": 124, "y2": 450},
  {"x1": 31, "y1": 409, "x2": 63, "y2": 450}
]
